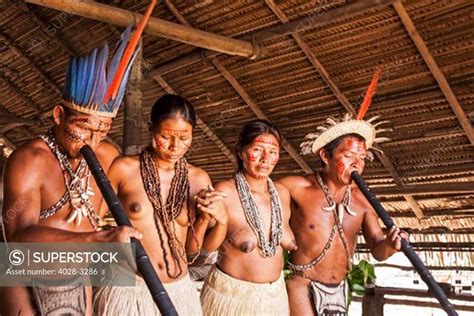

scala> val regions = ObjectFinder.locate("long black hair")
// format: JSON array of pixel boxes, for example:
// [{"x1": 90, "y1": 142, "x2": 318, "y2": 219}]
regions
[
  {"x1": 235, "y1": 119, "x2": 282, "y2": 170},
  {"x1": 150, "y1": 94, "x2": 196, "y2": 128}
]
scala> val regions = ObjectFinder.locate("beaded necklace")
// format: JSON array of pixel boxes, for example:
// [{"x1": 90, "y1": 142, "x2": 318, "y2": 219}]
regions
[
  {"x1": 235, "y1": 170, "x2": 283, "y2": 257},
  {"x1": 140, "y1": 148, "x2": 199, "y2": 279}
]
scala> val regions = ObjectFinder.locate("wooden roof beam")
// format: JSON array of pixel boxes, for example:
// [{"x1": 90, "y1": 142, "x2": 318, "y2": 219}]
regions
[
  {"x1": 254, "y1": 0, "x2": 398, "y2": 42},
  {"x1": 148, "y1": 0, "x2": 397, "y2": 77},
  {"x1": 162, "y1": 0, "x2": 309, "y2": 173},
  {"x1": 0, "y1": 33, "x2": 62, "y2": 96},
  {"x1": 15, "y1": 1, "x2": 75, "y2": 55},
  {"x1": 0, "y1": 73, "x2": 42, "y2": 117},
  {"x1": 26, "y1": 0, "x2": 262, "y2": 59},
  {"x1": 0, "y1": 105, "x2": 36, "y2": 126},
  {"x1": 265, "y1": 0, "x2": 425, "y2": 218},
  {"x1": 209, "y1": 57, "x2": 312, "y2": 174},
  {"x1": 0, "y1": 134, "x2": 18, "y2": 151},
  {"x1": 393, "y1": 1, "x2": 474, "y2": 145},
  {"x1": 152, "y1": 75, "x2": 236, "y2": 165}
]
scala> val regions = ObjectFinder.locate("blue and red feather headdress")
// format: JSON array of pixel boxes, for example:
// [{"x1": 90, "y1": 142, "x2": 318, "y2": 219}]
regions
[{"x1": 62, "y1": 0, "x2": 156, "y2": 118}]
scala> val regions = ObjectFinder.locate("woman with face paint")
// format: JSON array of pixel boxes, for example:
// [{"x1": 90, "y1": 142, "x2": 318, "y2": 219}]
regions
[
  {"x1": 95, "y1": 94, "x2": 228, "y2": 315},
  {"x1": 197, "y1": 119, "x2": 296, "y2": 316}
]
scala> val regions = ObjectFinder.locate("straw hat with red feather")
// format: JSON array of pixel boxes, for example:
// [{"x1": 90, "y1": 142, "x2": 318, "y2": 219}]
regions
[{"x1": 300, "y1": 68, "x2": 392, "y2": 159}]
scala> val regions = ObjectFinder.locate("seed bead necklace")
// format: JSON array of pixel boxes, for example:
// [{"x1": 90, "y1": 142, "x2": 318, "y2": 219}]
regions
[
  {"x1": 235, "y1": 170, "x2": 283, "y2": 257},
  {"x1": 140, "y1": 148, "x2": 200, "y2": 279}
]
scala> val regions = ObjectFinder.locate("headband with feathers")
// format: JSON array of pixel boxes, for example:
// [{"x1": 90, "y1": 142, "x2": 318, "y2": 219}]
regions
[{"x1": 62, "y1": 0, "x2": 156, "y2": 118}]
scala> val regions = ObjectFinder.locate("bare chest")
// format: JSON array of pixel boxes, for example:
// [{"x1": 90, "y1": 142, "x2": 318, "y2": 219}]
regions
[
  {"x1": 39, "y1": 161, "x2": 101, "y2": 231},
  {"x1": 225, "y1": 191, "x2": 281, "y2": 252},
  {"x1": 119, "y1": 175, "x2": 191, "y2": 227}
]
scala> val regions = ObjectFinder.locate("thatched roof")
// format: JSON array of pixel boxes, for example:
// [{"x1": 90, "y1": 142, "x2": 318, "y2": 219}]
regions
[{"x1": 0, "y1": 0, "x2": 472, "y2": 266}]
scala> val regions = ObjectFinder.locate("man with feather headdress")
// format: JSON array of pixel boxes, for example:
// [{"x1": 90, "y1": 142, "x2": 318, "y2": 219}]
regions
[
  {"x1": 278, "y1": 69, "x2": 408, "y2": 315},
  {"x1": 0, "y1": 2, "x2": 156, "y2": 314}
]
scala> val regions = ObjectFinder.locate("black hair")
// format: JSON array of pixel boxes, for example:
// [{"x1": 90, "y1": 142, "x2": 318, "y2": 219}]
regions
[
  {"x1": 320, "y1": 133, "x2": 366, "y2": 165},
  {"x1": 61, "y1": 104, "x2": 81, "y2": 117},
  {"x1": 235, "y1": 119, "x2": 282, "y2": 170},
  {"x1": 150, "y1": 94, "x2": 196, "y2": 128}
]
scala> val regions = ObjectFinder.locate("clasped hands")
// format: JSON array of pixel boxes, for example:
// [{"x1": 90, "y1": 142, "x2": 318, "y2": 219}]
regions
[{"x1": 194, "y1": 185, "x2": 228, "y2": 225}]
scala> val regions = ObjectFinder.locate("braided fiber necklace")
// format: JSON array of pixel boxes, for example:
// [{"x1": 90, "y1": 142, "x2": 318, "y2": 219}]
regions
[
  {"x1": 140, "y1": 148, "x2": 199, "y2": 279},
  {"x1": 235, "y1": 170, "x2": 283, "y2": 257}
]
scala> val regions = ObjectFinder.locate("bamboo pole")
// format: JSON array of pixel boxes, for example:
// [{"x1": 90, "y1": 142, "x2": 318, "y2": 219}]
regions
[{"x1": 25, "y1": 0, "x2": 261, "y2": 59}]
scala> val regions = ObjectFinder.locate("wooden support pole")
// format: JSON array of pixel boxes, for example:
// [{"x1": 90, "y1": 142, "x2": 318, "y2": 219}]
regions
[
  {"x1": 393, "y1": 1, "x2": 474, "y2": 145},
  {"x1": 122, "y1": 42, "x2": 143, "y2": 156},
  {"x1": 25, "y1": 0, "x2": 261, "y2": 59},
  {"x1": 362, "y1": 287, "x2": 385, "y2": 316}
]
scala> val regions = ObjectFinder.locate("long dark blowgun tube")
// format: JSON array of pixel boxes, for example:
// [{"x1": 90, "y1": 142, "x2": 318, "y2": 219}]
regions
[
  {"x1": 80, "y1": 145, "x2": 178, "y2": 316},
  {"x1": 350, "y1": 171, "x2": 458, "y2": 316}
]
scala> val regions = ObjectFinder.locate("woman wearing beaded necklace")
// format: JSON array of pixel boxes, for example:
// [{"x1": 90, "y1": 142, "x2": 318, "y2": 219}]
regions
[
  {"x1": 198, "y1": 119, "x2": 296, "y2": 316},
  {"x1": 95, "y1": 94, "x2": 228, "y2": 315}
]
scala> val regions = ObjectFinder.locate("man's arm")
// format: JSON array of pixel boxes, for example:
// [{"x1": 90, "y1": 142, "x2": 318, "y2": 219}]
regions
[
  {"x1": 3, "y1": 147, "x2": 141, "y2": 243},
  {"x1": 361, "y1": 195, "x2": 404, "y2": 261}
]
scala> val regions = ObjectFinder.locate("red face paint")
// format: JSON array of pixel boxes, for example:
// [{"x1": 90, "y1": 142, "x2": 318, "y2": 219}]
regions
[
  {"x1": 151, "y1": 118, "x2": 193, "y2": 162},
  {"x1": 162, "y1": 128, "x2": 189, "y2": 137},
  {"x1": 255, "y1": 136, "x2": 279, "y2": 147},
  {"x1": 329, "y1": 136, "x2": 367, "y2": 185},
  {"x1": 241, "y1": 133, "x2": 280, "y2": 179}
]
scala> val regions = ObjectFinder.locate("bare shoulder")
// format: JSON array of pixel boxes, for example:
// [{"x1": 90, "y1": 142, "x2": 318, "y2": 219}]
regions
[
  {"x1": 274, "y1": 181, "x2": 290, "y2": 196},
  {"x1": 187, "y1": 163, "x2": 212, "y2": 192},
  {"x1": 351, "y1": 186, "x2": 373, "y2": 214},
  {"x1": 187, "y1": 163, "x2": 211, "y2": 182},
  {"x1": 5, "y1": 139, "x2": 51, "y2": 173},
  {"x1": 96, "y1": 141, "x2": 120, "y2": 158},
  {"x1": 277, "y1": 174, "x2": 314, "y2": 191},
  {"x1": 214, "y1": 178, "x2": 235, "y2": 195},
  {"x1": 109, "y1": 155, "x2": 140, "y2": 175},
  {"x1": 96, "y1": 141, "x2": 121, "y2": 171}
]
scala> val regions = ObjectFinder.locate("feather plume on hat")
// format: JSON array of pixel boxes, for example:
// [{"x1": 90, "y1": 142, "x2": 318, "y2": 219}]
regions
[{"x1": 300, "y1": 68, "x2": 392, "y2": 158}]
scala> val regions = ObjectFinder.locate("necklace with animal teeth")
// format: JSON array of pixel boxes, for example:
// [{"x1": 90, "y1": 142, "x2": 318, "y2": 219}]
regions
[
  {"x1": 316, "y1": 173, "x2": 356, "y2": 223},
  {"x1": 40, "y1": 130, "x2": 101, "y2": 230}
]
